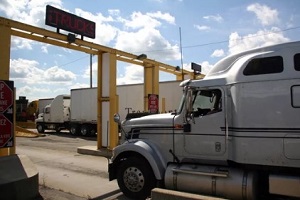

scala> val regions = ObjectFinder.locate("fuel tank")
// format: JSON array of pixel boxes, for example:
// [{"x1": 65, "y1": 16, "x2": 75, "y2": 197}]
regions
[{"x1": 164, "y1": 163, "x2": 257, "y2": 200}]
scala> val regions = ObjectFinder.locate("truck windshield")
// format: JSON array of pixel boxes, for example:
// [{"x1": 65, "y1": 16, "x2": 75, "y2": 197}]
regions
[{"x1": 177, "y1": 92, "x2": 186, "y2": 114}]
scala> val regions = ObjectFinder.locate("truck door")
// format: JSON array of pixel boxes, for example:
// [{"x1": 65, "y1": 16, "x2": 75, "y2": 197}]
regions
[{"x1": 183, "y1": 88, "x2": 227, "y2": 158}]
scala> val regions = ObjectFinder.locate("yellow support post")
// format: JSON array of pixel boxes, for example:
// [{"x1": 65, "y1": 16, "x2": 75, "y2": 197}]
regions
[
  {"x1": 162, "y1": 98, "x2": 166, "y2": 113},
  {"x1": 108, "y1": 52, "x2": 118, "y2": 149},
  {"x1": 0, "y1": 23, "x2": 11, "y2": 156},
  {"x1": 144, "y1": 64, "x2": 159, "y2": 112},
  {"x1": 97, "y1": 52, "x2": 102, "y2": 149}
]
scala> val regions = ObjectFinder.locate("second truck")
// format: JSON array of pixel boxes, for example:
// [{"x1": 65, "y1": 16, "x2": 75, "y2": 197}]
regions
[{"x1": 35, "y1": 88, "x2": 97, "y2": 136}]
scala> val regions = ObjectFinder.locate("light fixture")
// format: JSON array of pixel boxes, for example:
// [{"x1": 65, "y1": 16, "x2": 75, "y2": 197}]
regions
[
  {"x1": 137, "y1": 54, "x2": 147, "y2": 60},
  {"x1": 175, "y1": 66, "x2": 181, "y2": 71},
  {"x1": 67, "y1": 33, "x2": 76, "y2": 43}
]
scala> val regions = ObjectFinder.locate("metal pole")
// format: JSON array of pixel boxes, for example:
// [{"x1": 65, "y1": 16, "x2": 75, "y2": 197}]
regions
[
  {"x1": 90, "y1": 54, "x2": 92, "y2": 88},
  {"x1": 179, "y1": 27, "x2": 184, "y2": 81}
]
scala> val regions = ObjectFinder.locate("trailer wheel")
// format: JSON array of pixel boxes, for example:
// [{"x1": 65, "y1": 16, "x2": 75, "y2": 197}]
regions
[
  {"x1": 37, "y1": 124, "x2": 45, "y2": 133},
  {"x1": 81, "y1": 125, "x2": 90, "y2": 136},
  {"x1": 117, "y1": 156, "x2": 156, "y2": 200},
  {"x1": 90, "y1": 128, "x2": 96, "y2": 136},
  {"x1": 70, "y1": 125, "x2": 79, "y2": 135},
  {"x1": 55, "y1": 126, "x2": 61, "y2": 133}
]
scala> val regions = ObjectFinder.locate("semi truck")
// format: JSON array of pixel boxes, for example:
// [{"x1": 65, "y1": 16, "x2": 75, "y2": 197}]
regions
[
  {"x1": 35, "y1": 89, "x2": 96, "y2": 136},
  {"x1": 109, "y1": 41, "x2": 300, "y2": 200},
  {"x1": 35, "y1": 81, "x2": 182, "y2": 135},
  {"x1": 35, "y1": 95, "x2": 70, "y2": 133}
]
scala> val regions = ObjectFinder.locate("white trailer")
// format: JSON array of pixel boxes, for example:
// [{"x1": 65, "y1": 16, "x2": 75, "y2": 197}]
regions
[
  {"x1": 109, "y1": 41, "x2": 300, "y2": 200},
  {"x1": 35, "y1": 82, "x2": 182, "y2": 135},
  {"x1": 69, "y1": 88, "x2": 98, "y2": 136},
  {"x1": 69, "y1": 81, "x2": 183, "y2": 136}
]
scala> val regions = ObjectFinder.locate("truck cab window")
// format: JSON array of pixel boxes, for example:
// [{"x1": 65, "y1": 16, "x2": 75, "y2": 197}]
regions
[
  {"x1": 294, "y1": 53, "x2": 300, "y2": 71},
  {"x1": 243, "y1": 56, "x2": 283, "y2": 75},
  {"x1": 192, "y1": 89, "x2": 222, "y2": 117}
]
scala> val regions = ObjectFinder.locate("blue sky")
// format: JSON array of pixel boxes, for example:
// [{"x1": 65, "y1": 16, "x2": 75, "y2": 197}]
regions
[{"x1": 0, "y1": 0, "x2": 299, "y2": 102}]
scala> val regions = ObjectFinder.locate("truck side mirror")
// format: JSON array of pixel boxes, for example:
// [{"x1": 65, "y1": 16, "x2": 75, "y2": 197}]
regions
[{"x1": 113, "y1": 113, "x2": 121, "y2": 124}]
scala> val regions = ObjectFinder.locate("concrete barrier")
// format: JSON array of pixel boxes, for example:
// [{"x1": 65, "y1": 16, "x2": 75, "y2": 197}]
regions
[
  {"x1": 0, "y1": 154, "x2": 39, "y2": 200},
  {"x1": 151, "y1": 188, "x2": 226, "y2": 200}
]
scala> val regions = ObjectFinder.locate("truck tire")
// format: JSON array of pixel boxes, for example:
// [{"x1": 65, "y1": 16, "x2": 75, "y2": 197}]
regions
[
  {"x1": 81, "y1": 125, "x2": 90, "y2": 136},
  {"x1": 117, "y1": 156, "x2": 156, "y2": 200},
  {"x1": 36, "y1": 124, "x2": 45, "y2": 133},
  {"x1": 70, "y1": 125, "x2": 79, "y2": 135},
  {"x1": 55, "y1": 126, "x2": 61, "y2": 133},
  {"x1": 90, "y1": 128, "x2": 96, "y2": 136}
]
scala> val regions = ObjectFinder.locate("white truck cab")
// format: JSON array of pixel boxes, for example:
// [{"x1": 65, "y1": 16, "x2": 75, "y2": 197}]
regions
[
  {"x1": 109, "y1": 41, "x2": 300, "y2": 200},
  {"x1": 35, "y1": 95, "x2": 70, "y2": 133}
]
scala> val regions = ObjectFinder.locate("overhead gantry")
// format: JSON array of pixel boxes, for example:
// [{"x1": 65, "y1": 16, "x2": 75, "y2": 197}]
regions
[{"x1": 0, "y1": 16, "x2": 202, "y2": 156}]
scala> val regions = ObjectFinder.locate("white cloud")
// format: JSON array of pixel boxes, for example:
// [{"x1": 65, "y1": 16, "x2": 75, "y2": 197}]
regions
[
  {"x1": 194, "y1": 25, "x2": 210, "y2": 31},
  {"x1": 147, "y1": 11, "x2": 176, "y2": 25},
  {"x1": 108, "y1": 9, "x2": 120, "y2": 16},
  {"x1": 69, "y1": 83, "x2": 90, "y2": 90},
  {"x1": 183, "y1": 61, "x2": 213, "y2": 75},
  {"x1": 228, "y1": 28, "x2": 289, "y2": 55},
  {"x1": 11, "y1": 37, "x2": 33, "y2": 50},
  {"x1": 247, "y1": 3, "x2": 279, "y2": 26},
  {"x1": 211, "y1": 49, "x2": 225, "y2": 58},
  {"x1": 0, "y1": 0, "x2": 62, "y2": 27},
  {"x1": 117, "y1": 65, "x2": 144, "y2": 85},
  {"x1": 41, "y1": 45, "x2": 48, "y2": 53},
  {"x1": 16, "y1": 85, "x2": 52, "y2": 100},
  {"x1": 44, "y1": 66, "x2": 76, "y2": 82},
  {"x1": 10, "y1": 58, "x2": 76, "y2": 84},
  {"x1": 75, "y1": 8, "x2": 118, "y2": 45},
  {"x1": 10, "y1": 59, "x2": 43, "y2": 81},
  {"x1": 83, "y1": 61, "x2": 98, "y2": 79},
  {"x1": 122, "y1": 11, "x2": 175, "y2": 30},
  {"x1": 124, "y1": 11, "x2": 162, "y2": 29},
  {"x1": 115, "y1": 27, "x2": 180, "y2": 61},
  {"x1": 203, "y1": 14, "x2": 223, "y2": 23},
  {"x1": 200, "y1": 61, "x2": 214, "y2": 74}
]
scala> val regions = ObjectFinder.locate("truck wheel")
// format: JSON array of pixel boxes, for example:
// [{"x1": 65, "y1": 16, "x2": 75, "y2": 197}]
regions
[
  {"x1": 55, "y1": 126, "x2": 61, "y2": 133},
  {"x1": 90, "y1": 128, "x2": 96, "y2": 136},
  {"x1": 117, "y1": 157, "x2": 156, "y2": 200},
  {"x1": 81, "y1": 125, "x2": 90, "y2": 136},
  {"x1": 70, "y1": 125, "x2": 79, "y2": 135},
  {"x1": 37, "y1": 124, "x2": 45, "y2": 133}
]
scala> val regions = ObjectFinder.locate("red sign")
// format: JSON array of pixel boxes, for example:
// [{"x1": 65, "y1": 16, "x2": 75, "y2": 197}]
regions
[
  {"x1": 148, "y1": 94, "x2": 159, "y2": 114},
  {"x1": 0, "y1": 80, "x2": 14, "y2": 148},
  {"x1": 45, "y1": 5, "x2": 96, "y2": 39},
  {"x1": 0, "y1": 81, "x2": 13, "y2": 113},
  {"x1": 0, "y1": 114, "x2": 12, "y2": 147}
]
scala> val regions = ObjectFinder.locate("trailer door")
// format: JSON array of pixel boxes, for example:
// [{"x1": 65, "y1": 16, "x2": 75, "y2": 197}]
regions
[{"x1": 183, "y1": 88, "x2": 227, "y2": 158}]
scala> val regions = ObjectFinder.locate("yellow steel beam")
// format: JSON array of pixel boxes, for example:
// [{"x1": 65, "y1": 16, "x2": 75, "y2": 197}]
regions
[
  {"x1": 1, "y1": 16, "x2": 198, "y2": 79},
  {"x1": 0, "y1": 23, "x2": 12, "y2": 156}
]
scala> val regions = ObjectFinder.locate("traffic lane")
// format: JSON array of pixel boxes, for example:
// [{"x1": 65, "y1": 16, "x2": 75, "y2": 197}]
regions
[
  {"x1": 17, "y1": 131, "x2": 97, "y2": 153},
  {"x1": 16, "y1": 136, "x2": 130, "y2": 200}
]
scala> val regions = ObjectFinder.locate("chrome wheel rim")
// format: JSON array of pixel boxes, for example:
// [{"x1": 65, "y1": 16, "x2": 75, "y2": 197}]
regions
[{"x1": 123, "y1": 166, "x2": 144, "y2": 192}]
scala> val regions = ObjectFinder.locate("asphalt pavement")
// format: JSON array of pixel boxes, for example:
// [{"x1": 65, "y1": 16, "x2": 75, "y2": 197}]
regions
[{"x1": 16, "y1": 130, "x2": 130, "y2": 200}]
